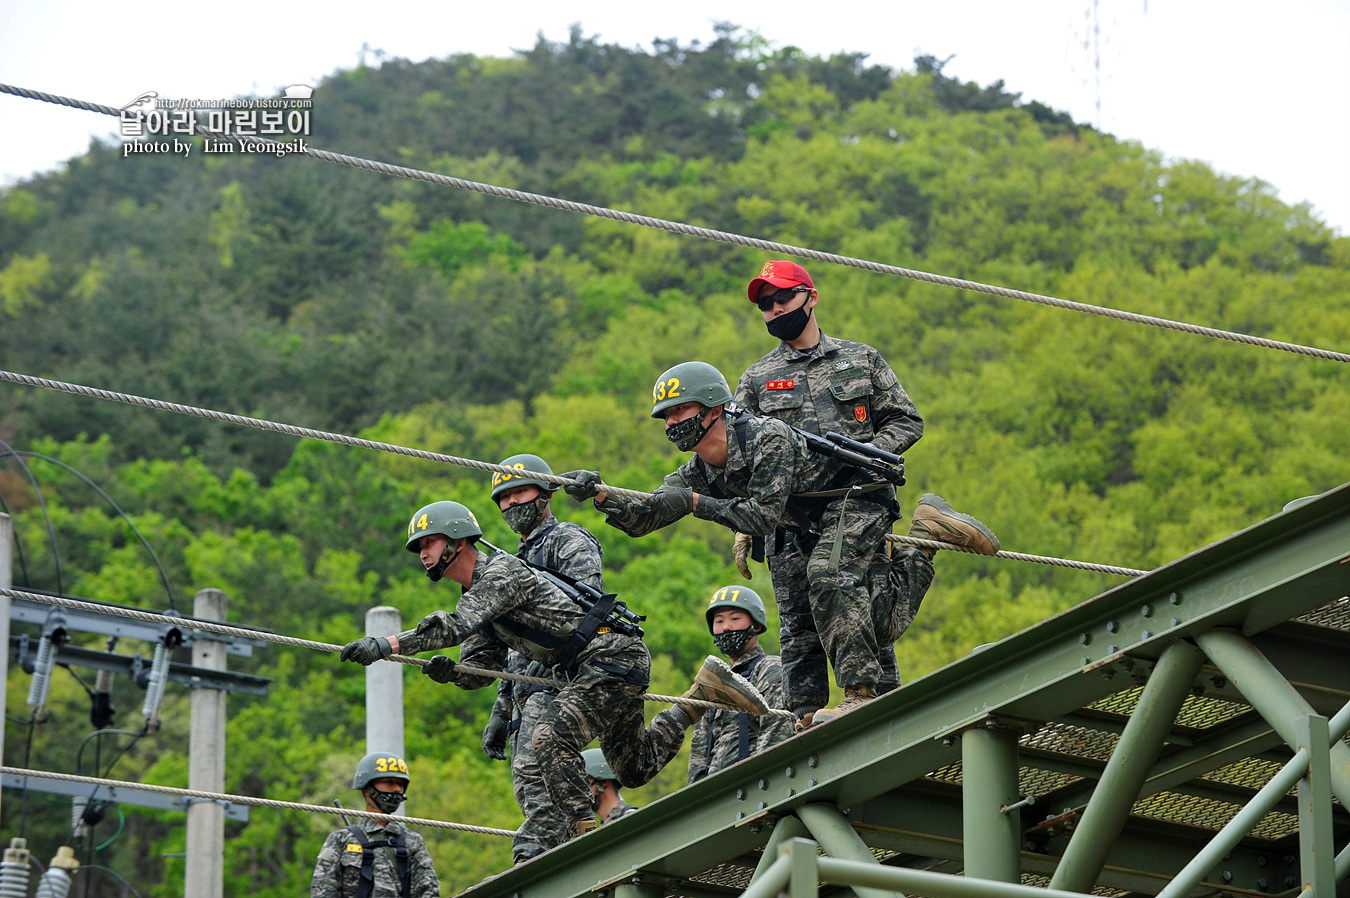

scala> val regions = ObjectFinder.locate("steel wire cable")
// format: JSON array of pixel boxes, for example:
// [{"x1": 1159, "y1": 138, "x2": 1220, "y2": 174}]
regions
[
  {"x1": 1, "y1": 82, "x2": 1345, "y2": 364},
  {"x1": 0, "y1": 766, "x2": 515, "y2": 837},
  {"x1": 0, "y1": 368, "x2": 646, "y2": 501},
  {"x1": 889, "y1": 535, "x2": 1147, "y2": 577},
  {"x1": 0, "y1": 586, "x2": 794, "y2": 718},
  {"x1": 0, "y1": 368, "x2": 1153, "y2": 580}
]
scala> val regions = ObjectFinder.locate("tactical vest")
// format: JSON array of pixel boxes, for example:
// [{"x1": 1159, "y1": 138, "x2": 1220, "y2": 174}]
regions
[
  {"x1": 698, "y1": 412, "x2": 896, "y2": 564},
  {"x1": 484, "y1": 554, "x2": 648, "y2": 687},
  {"x1": 344, "y1": 824, "x2": 410, "y2": 898}
]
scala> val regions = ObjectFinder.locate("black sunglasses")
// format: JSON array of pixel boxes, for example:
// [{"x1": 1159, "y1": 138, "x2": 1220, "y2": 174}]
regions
[{"x1": 755, "y1": 286, "x2": 808, "y2": 312}]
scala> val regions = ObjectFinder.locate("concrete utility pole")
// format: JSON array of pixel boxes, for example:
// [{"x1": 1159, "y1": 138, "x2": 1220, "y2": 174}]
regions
[
  {"x1": 0, "y1": 514, "x2": 11, "y2": 825},
  {"x1": 365, "y1": 607, "x2": 405, "y2": 813},
  {"x1": 185, "y1": 588, "x2": 228, "y2": 898}
]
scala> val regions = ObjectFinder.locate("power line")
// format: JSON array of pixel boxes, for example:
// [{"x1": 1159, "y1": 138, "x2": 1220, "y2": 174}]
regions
[
  {"x1": 2, "y1": 586, "x2": 793, "y2": 718},
  {"x1": 0, "y1": 766, "x2": 516, "y2": 838}
]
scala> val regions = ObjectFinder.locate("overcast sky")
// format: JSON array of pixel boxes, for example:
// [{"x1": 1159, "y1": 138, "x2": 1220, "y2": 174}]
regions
[{"x1": 1, "y1": 0, "x2": 1347, "y2": 235}]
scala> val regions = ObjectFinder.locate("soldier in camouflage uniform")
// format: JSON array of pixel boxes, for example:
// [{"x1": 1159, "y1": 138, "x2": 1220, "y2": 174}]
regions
[
  {"x1": 563, "y1": 360, "x2": 995, "y2": 731},
  {"x1": 339, "y1": 501, "x2": 769, "y2": 847},
  {"x1": 582, "y1": 748, "x2": 640, "y2": 825},
  {"x1": 688, "y1": 586, "x2": 794, "y2": 783},
  {"x1": 310, "y1": 751, "x2": 440, "y2": 898},
  {"x1": 735, "y1": 261, "x2": 1000, "y2": 728},
  {"x1": 482, "y1": 454, "x2": 605, "y2": 863}
]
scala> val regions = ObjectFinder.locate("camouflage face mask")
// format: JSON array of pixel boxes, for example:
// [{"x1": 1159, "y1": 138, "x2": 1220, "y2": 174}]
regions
[
  {"x1": 502, "y1": 499, "x2": 543, "y2": 535},
  {"x1": 665, "y1": 409, "x2": 712, "y2": 452},
  {"x1": 713, "y1": 627, "x2": 755, "y2": 657},
  {"x1": 367, "y1": 787, "x2": 406, "y2": 815}
]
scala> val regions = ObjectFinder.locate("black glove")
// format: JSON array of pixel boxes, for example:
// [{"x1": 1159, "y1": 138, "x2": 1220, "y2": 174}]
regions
[
  {"x1": 422, "y1": 654, "x2": 457, "y2": 684},
  {"x1": 481, "y1": 709, "x2": 509, "y2": 761},
  {"x1": 339, "y1": 636, "x2": 393, "y2": 666},
  {"x1": 654, "y1": 486, "x2": 695, "y2": 518},
  {"x1": 561, "y1": 470, "x2": 604, "y2": 501}
]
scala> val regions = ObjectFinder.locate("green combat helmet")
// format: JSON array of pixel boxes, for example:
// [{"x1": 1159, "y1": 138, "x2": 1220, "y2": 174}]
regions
[
  {"x1": 704, "y1": 585, "x2": 768, "y2": 633},
  {"x1": 650, "y1": 361, "x2": 734, "y2": 419},
  {"x1": 705, "y1": 585, "x2": 767, "y2": 658},
  {"x1": 490, "y1": 453, "x2": 558, "y2": 501},
  {"x1": 352, "y1": 751, "x2": 410, "y2": 814},
  {"x1": 652, "y1": 361, "x2": 733, "y2": 451},
  {"x1": 491, "y1": 454, "x2": 557, "y2": 536},
  {"x1": 406, "y1": 501, "x2": 482, "y2": 581},
  {"x1": 582, "y1": 748, "x2": 617, "y2": 783},
  {"x1": 405, "y1": 501, "x2": 482, "y2": 552}
]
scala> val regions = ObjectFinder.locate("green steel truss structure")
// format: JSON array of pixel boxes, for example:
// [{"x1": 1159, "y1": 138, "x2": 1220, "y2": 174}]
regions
[{"x1": 461, "y1": 482, "x2": 1350, "y2": 898}]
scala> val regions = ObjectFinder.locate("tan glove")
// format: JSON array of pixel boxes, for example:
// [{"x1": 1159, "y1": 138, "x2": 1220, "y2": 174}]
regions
[{"x1": 733, "y1": 532, "x2": 753, "y2": 580}]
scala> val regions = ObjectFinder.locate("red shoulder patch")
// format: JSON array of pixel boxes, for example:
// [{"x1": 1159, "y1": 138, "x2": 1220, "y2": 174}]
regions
[
  {"x1": 766, "y1": 379, "x2": 795, "y2": 391},
  {"x1": 854, "y1": 405, "x2": 867, "y2": 423}
]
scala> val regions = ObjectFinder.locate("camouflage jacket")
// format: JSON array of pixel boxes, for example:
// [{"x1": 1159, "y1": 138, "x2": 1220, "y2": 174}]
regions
[
  {"x1": 687, "y1": 646, "x2": 793, "y2": 783},
  {"x1": 735, "y1": 332, "x2": 923, "y2": 484},
  {"x1": 598, "y1": 412, "x2": 840, "y2": 538},
  {"x1": 493, "y1": 513, "x2": 605, "y2": 711},
  {"x1": 601, "y1": 800, "x2": 640, "y2": 825},
  {"x1": 517, "y1": 512, "x2": 604, "y2": 590},
  {"x1": 310, "y1": 818, "x2": 439, "y2": 898},
  {"x1": 397, "y1": 550, "x2": 643, "y2": 688}
]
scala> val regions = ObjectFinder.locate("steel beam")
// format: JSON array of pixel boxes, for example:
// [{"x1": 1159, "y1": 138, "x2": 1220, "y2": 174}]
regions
[
  {"x1": 739, "y1": 855, "x2": 789, "y2": 898},
  {"x1": 1195, "y1": 629, "x2": 1350, "y2": 808},
  {"x1": 1155, "y1": 747, "x2": 1309, "y2": 898},
  {"x1": 9, "y1": 593, "x2": 270, "y2": 656},
  {"x1": 786, "y1": 838, "x2": 819, "y2": 898},
  {"x1": 455, "y1": 484, "x2": 1350, "y2": 898},
  {"x1": 749, "y1": 815, "x2": 809, "y2": 885},
  {"x1": 1, "y1": 772, "x2": 249, "y2": 820},
  {"x1": 614, "y1": 879, "x2": 665, "y2": 898},
  {"x1": 1296, "y1": 714, "x2": 1335, "y2": 896},
  {"x1": 960, "y1": 721, "x2": 1021, "y2": 883},
  {"x1": 1050, "y1": 639, "x2": 1205, "y2": 892},
  {"x1": 797, "y1": 803, "x2": 901, "y2": 898},
  {"x1": 811, "y1": 856, "x2": 1089, "y2": 898},
  {"x1": 8, "y1": 637, "x2": 272, "y2": 695}
]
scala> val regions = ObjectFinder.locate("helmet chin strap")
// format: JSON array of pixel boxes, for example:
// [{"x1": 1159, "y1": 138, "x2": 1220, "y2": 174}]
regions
[{"x1": 426, "y1": 541, "x2": 462, "y2": 582}]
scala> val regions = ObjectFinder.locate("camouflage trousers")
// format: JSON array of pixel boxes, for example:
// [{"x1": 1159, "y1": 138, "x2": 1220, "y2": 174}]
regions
[
  {"x1": 770, "y1": 497, "x2": 934, "y2": 716},
  {"x1": 508, "y1": 689, "x2": 568, "y2": 861},
  {"x1": 531, "y1": 634, "x2": 688, "y2": 840}
]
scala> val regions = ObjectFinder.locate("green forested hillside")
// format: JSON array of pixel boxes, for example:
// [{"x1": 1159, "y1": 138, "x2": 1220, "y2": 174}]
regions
[{"x1": 3, "y1": 27, "x2": 1348, "y2": 897}]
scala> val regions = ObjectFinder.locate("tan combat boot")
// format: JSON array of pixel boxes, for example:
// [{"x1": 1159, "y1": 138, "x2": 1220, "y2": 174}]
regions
[
  {"x1": 909, "y1": 494, "x2": 1000, "y2": 555},
  {"x1": 678, "y1": 656, "x2": 770, "y2": 722},
  {"x1": 794, "y1": 711, "x2": 817, "y2": 734},
  {"x1": 568, "y1": 817, "x2": 597, "y2": 839},
  {"x1": 812, "y1": 684, "x2": 878, "y2": 724}
]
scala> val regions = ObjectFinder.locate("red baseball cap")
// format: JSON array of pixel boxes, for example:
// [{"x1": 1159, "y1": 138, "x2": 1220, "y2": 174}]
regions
[{"x1": 747, "y1": 260, "x2": 813, "y2": 303}]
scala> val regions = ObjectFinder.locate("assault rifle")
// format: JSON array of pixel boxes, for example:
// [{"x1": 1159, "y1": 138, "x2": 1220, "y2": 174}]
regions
[
  {"x1": 796, "y1": 429, "x2": 906, "y2": 487},
  {"x1": 480, "y1": 539, "x2": 646, "y2": 638}
]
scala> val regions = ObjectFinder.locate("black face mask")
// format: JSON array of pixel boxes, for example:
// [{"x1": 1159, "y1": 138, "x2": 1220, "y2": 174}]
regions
[
  {"x1": 665, "y1": 408, "x2": 714, "y2": 452},
  {"x1": 367, "y1": 787, "x2": 406, "y2": 815},
  {"x1": 713, "y1": 627, "x2": 755, "y2": 657},
  {"x1": 426, "y1": 543, "x2": 462, "y2": 582},
  {"x1": 502, "y1": 500, "x2": 543, "y2": 535},
  {"x1": 766, "y1": 303, "x2": 813, "y2": 341}
]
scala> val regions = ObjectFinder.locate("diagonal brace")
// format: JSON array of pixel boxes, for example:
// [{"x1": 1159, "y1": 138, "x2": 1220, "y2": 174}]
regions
[
  {"x1": 1050, "y1": 639, "x2": 1205, "y2": 892},
  {"x1": 797, "y1": 803, "x2": 903, "y2": 898},
  {"x1": 1195, "y1": 629, "x2": 1350, "y2": 808}
]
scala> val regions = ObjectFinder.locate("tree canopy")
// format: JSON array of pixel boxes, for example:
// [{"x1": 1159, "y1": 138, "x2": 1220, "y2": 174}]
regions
[{"x1": 2, "y1": 25, "x2": 1347, "y2": 897}]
